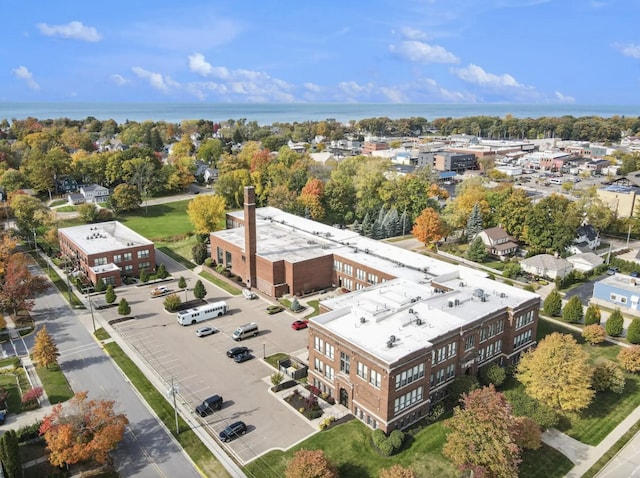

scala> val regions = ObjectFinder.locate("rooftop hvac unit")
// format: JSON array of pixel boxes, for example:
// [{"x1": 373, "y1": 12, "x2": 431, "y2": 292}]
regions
[
  {"x1": 416, "y1": 318, "x2": 423, "y2": 326},
  {"x1": 387, "y1": 340, "x2": 394, "y2": 348},
  {"x1": 454, "y1": 299, "x2": 460, "y2": 306},
  {"x1": 360, "y1": 317, "x2": 366, "y2": 324},
  {"x1": 408, "y1": 308, "x2": 414, "y2": 314},
  {"x1": 389, "y1": 335, "x2": 396, "y2": 343},
  {"x1": 500, "y1": 292, "x2": 506, "y2": 298},
  {"x1": 481, "y1": 296, "x2": 487, "y2": 302},
  {"x1": 448, "y1": 300, "x2": 454, "y2": 308}
]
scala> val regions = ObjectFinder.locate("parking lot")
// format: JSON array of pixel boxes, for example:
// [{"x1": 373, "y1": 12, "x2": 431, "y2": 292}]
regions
[{"x1": 97, "y1": 277, "x2": 316, "y2": 464}]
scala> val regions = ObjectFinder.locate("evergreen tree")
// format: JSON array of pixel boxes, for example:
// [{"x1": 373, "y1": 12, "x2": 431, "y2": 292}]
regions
[
  {"x1": 304, "y1": 207, "x2": 311, "y2": 219},
  {"x1": 371, "y1": 219, "x2": 383, "y2": 239},
  {"x1": 384, "y1": 207, "x2": 399, "y2": 238},
  {"x1": 0, "y1": 429, "x2": 21, "y2": 478},
  {"x1": 378, "y1": 206, "x2": 387, "y2": 225},
  {"x1": 562, "y1": 295, "x2": 584, "y2": 324},
  {"x1": 466, "y1": 236, "x2": 487, "y2": 262},
  {"x1": 466, "y1": 202, "x2": 484, "y2": 239},
  {"x1": 352, "y1": 219, "x2": 361, "y2": 234},
  {"x1": 105, "y1": 284, "x2": 116, "y2": 304},
  {"x1": 543, "y1": 290, "x2": 563, "y2": 317},
  {"x1": 193, "y1": 280, "x2": 207, "y2": 300},
  {"x1": 118, "y1": 298, "x2": 131, "y2": 316},
  {"x1": 606, "y1": 309, "x2": 625, "y2": 337},
  {"x1": 584, "y1": 303, "x2": 601, "y2": 325},
  {"x1": 139, "y1": 269, "x2": 149, "y2": 283},
  {"x1": 178, "y1": 276, "x2": 187, "y2": 290},
  {"x1": 362, "y1": 213, "x2": 372, "y2": 237},
  {"x1": 627, "y1": 318, "x2": 640, "y2": 344},
  {"x1": 399, "y1": 209, "x2": 410, "y2": 236},
  {"x1": 156, "y1": 263, "x2": 168, "y2": 279},
  {"x1": 95, "y1": 278, "x2": 106, "y2": 293}
]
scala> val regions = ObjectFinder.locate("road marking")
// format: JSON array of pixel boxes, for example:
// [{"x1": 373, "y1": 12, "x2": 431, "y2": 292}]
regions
[
  {"x1": 58, "y1": 343, "x2": 100, "y2": 357},
  {"x1": 125, "y1": 427, "x2": 168, "y2": 478}
]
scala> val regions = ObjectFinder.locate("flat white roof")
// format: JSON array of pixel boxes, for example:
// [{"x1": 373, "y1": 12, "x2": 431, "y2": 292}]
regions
[
  {"x1": 59, "y1": 221, "x2": 154, "y2": 255},
  {"x1": 222, "y1": 207, "x2": 461, "y2": 281},
  {"x1": 314, "y1": 276, "x2": 539, "y2": 365}
]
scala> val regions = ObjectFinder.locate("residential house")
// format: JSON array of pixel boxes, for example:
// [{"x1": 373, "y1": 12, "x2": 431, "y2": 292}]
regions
[
  {"x1": 67, "y1": 193, "x2": 85, "y2": 205},
  {"x1": 567, "y1": 224, "x2": 600, "y2": 254},
  {"x1": 520, "y1": 254, "x2": 572, "y2": 280},
  {"x1": 80, "y1": 184, "x2": 110, "y2": 204},
  {"x1": 592, "y1": 274, "x2": 640, "y2": 311},
  {"x1": 475, "y1": 227, "x2": 518, "y2": 261},
  {"x1": 566, "y1": 252, "x2": 604, "y2": 273}
]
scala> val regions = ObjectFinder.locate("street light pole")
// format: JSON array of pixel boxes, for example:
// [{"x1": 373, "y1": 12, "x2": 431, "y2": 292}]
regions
[
  {"x1": 168, "y1": 377, "x2": 180, "y2": 435},
  {"x1": 86, "y1": 288, "x2": 96, "y2": 333}
]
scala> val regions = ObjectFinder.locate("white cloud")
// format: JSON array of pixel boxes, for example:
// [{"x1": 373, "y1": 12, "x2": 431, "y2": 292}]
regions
[
  {"x1": 111, "y1": 74, "x2": 128, "y2": 86},
  {"x1": 399, "y1": 27, "x2": 429, "y2": 40},
  {"x1": 37, "y1": 21, "x2": 101, "y2": 42},
  {"x1": 12, "y1": 66, "x2": 40, "y2": 90},
  {"x1": 614, "y1": 43, "x2": 640, "y2": 59},
  {"x1": 304, "y1": 82, "x2": 321, "y2": 92},
  {"x1": 132, "y1": 66, "x2": 172, "y2": 93},
  {"x1": 554, "y1": 91, "x2": 575, "y2": 103},
  {"x1": 187, "y1": 53, "x2": 230, "y2": 79},
  {"x1": 453, "y1": 64, "x2": 522, "y2": 88},
  {"x1": 338, "y1": 81, "x2": 374, "y2": 97},
  {"x1": 389, "y1": 40, "x2": 459, "y2": 64},
  {"x1": 379, "y1": 87, "x2": 406, "y2": 103}
]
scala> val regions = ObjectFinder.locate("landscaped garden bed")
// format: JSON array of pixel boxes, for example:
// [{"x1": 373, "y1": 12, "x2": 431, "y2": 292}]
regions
[{"x1": 284, "y1": 388, "x2": 323, "y2": 420}]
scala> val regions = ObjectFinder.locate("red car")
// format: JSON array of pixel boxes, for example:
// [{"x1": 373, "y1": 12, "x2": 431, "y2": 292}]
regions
[{"x1": 291, "y1": 320, "x2": 309, "y2": 330}]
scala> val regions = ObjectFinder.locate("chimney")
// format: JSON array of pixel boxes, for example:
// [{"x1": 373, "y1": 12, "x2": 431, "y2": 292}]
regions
[{"x1": 244, "y1": 186, "x2": 257, "y2": 289}]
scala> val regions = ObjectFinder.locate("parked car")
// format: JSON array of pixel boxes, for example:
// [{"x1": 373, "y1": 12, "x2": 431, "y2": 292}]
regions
[
  {"x1": 195, "y1": 395, "x2": 223, "y2": 417},
  {"x1": 607, "y1": 267, "x2": 619, "y2": 275},
  {"x1": 196, "y1": 326, "x2": 217, "y2": 337},
  {"x1": 234, "y1": 351, "x2": 253, "y2": 363},
  {"x1": 150, "y1": 286, "x2": 169, "y2": 297},
  {"x1": 226, "y1": 346, "x2": 249, "y2": 358},
  {"x1": 219, "y1": 421, "x2": 247, "y2": 442},
  {"x1": 242, "y1": 288, "x2": 257, "y2": 300},
  {"x1": 267, "y1": 305, "x2": 285, "y2": 315},
  {"x1": 631, "y1": 271, "x2": 640, "y2": 278},
  {"x1": 291, "y1": 320, "x2": 309, "y2": 330},
  {"x1": 0, "y1": 409, "x2": 6, "y2": 425}
]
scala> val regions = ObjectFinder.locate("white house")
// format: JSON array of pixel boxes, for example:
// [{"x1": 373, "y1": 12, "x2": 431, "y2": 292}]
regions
[
  {"x1": 520, "y1": 254, "x2": 572, "y2": 280},
  {"x1": 566, "y1": 252, "x2": 604, "y2": 273},
  {"x1": 80, "y1": 184, "x2": 110, "y2": 204}
]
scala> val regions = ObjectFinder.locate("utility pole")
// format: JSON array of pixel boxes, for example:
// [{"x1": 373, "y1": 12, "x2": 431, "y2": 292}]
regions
[
  {"x1": 167, "y1": 377, "x2": 180, "y2": 435},
  {"x1": 85, "y1": 287, "x2": 96, "y2": 333}
]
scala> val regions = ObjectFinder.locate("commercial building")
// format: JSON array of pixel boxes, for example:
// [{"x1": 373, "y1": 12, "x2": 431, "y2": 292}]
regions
[
  {"x1": 58, "y1": 221, "x2": 155, "y2": 287},
  {"x1": 211, "y1": 187, "x2": 540, "y2": 433}
]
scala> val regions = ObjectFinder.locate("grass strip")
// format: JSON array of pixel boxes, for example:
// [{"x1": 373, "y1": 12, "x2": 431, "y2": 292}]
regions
[
  {"x1": 582, "y1": 419, "x2": 640, "y2": 478},
  {"x1": 94, "y1": 328, "x2": 111, "y2": 341},
  {"x1": 199, "y1": 271, "x2": 242, "y2": 296},
  {"x1": 158, "y1": 246, "x2": 196, "y2": 270},
  {"x1": 102, "y1": 342, "x2": 230, "y2": 478},
  {"x1": 36, "y1": 364, "x2": 74, "y2": 404},
  {"x1": 0, "y1": 373, "x2": 23, "y2": 414}
]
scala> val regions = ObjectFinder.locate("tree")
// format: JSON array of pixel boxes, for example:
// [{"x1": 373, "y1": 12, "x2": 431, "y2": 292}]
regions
[
  {"x1": 285, "y1": 449, "x2": 338, "y2": 478},
  {"x1": 192, "y1": 242, "x2": 208, "y2": 265},
  {"x1": 95, "y1": 278, "x2": 106, "y2": 293},
  {"x1": 299, "y1": 178, "x2": 325, "y2": 221},
  {"x1": 606, "y1": 309, "x2": 625, "y2": 337},
  {"x1": 32, "y1": 325, "x2": 59, "y2": 369},
  {"x1": 505, "y1": 390, "x2": 558, "y2": 429},
  {"x1": 582, "y1": 324, "x2": 606, "y2": 345},
  {"x1": 627, "y1": 318, "x2": 640, "y2": 344},
  {"x1": 0, "y1": 429, "x2": 21, "y2": 478},
  {"x1": 443, "y1": 385, "x2": 521, "y2": 478},
  {"x1": 412, "y1": 207, "x2": 445, "y2": 247},
  {"x1": 466, "y1": 202, "x2": 484, "y2": 239},
  {"x1": 139, "y1": 269, "x2": 149, "y2": 283},
  {"x1": 105, "y1": 285, "x2": 117, "y2": 305},
  {"x1": 110, "y1": 183, "x2": 142, "y2": 213},
  {"x1": 618, "y1": 346, "x2": 640, "y2": 373},
  {"x1": 0, "y1": 252, "x2": 49, "y2": 315},
  {"x1": 39, "y1": 391, "x2": 128, "y2": 467},
  {"x1": 187, "y1": 194, "x2": 226, "y2": 234},
  {"x1": 156, "y1": 263, "x2": 168, "y2": 279},
  {"x1": 514, "y1": 417, "x2": 542, "y2": 451},
  {"x1": 163, "y1": 294, "x2": 182, "y2": 312},
  {"x1": 178, "y1": 276, "x2": 187, "y2": 290},
  {"x1": 584, "y1": 303, "x2": 601, "y2": 325},
  {"x1": 379, "y1": 464, "x2": 416, "y2": 478},
  {"x1": 483, "y1": 363, "x2": 506, "y2": 386},
  {"x1": 516, "y1": 333, "x2": 594, "y2": 412},
  {"x1": 78, "y1": 203, "x2": 99, "y2": 223},
  {"x1": 10, "y1": 194, "x2": 50, "y2": 239},
  {"x1": 562, "y1": 295, "x2": 584, "y2": 324},
  {"x1": 193, "y1": 280, "x2": 207, "y2": 300},
  {"x1": 466, "y1": 236, "x2": 487, "y2": 262},
  {"x1": 117, "y1": 298, "x2": 131, "y2": 316},
  {"x1": 592, "y1": 360, "x2": 625, "y2": 394},
  {"x1": 543, "y1": 290, "x2": 562, "y2": 317}
]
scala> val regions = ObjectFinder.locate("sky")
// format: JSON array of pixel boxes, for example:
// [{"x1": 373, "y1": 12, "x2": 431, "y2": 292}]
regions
[{"x1": 3, "y1": 0, "x2": 640, "y2": 104}]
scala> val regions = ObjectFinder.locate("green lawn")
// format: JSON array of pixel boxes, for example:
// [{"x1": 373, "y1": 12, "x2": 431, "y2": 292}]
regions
[
  {"x1": 582, "y1": 418, "x2": 640, "y2": 478},
  {"x1": 0, "y1": 373, "x2": 23, "y2": 414},
  {"x1": 117, "y1": 201, "x2": 195, "y2": 240},
  {"x1": 304, "y1": 300, "x2": 320, "y2": 319},
  {"x1": 102, "y1": 342, "x2": 229, "y2": 478},
  {"x1": 199, "y1": 271, "x2": 242, "y2": 296},
  {"x1": 36, "y1": 364, "x2": 74, "y2": 404},
  {"x1": 94, "y1": 328, "x2": 111, "y2": 341}
]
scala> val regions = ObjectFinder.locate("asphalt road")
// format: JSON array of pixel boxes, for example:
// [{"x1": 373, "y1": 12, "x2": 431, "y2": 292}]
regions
[{"x1": 28, "y1": 269, "x2": 202, "y2": 478}]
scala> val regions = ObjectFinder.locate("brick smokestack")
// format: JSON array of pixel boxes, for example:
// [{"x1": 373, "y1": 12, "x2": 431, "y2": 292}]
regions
[{"x1": 244, "y1": 186, "x2": 257, "y2": 289}]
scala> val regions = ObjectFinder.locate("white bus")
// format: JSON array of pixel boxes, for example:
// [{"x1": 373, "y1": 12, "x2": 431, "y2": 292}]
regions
[{"x1": 177, "y1": 301, "x2": 229, "y2": 326}]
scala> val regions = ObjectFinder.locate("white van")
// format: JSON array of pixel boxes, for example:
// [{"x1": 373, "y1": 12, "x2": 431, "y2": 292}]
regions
[{"x1": 232, "y1": 323, "x2": 259, "y2": 341}]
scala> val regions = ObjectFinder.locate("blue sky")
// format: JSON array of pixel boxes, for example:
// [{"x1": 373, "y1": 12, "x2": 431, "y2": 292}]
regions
[{"x1": 3, "y1": 0, "x2": 640, "y2": 104}]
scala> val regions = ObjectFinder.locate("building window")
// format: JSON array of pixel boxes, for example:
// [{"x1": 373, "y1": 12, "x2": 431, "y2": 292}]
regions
[
  {"x1": 139, "y1": 261, "x2": 151, "y2": 270},
  {"x1": 356, "y1": 269, "x2": 366, "y2": 280},
  {"x1": 123, "y1": 265, "x2": 133, "y2": 273},
  {"x1": 123, "y1": 252, "x2": 132, "y2": 261},
  {"x1": 314, "y1": 337, "x2": 324, "y2": 353},
  {"x1": 357, "y1": 362, "x2": 368, "y2": 379},
  {"x1": 516, "y1": 310, "x2": 534, "y2": 329},
  {"x1": 314, "y1": 358, "x2": 323, "y2": 373},
  {"x1": 367, "y1": 273, "x2": 378, "y2": 285},
  {"x1": 393, "y1": 386, "x2": 424, "y2": 413},
  {"x1": 340, "y1": 352, "x2": 350, "y2": 374},
  {"x1": 344, "y1": 264, "x2": 353, "y2": 276},
  {"x1": 104, "y1": 276, "x2": 116, "y2": 285},
  {"x1": 395, "y1": 363, "x2": 425, "y2": 390},
  {"x1": 342, "y1": 278, "x2": 353, "y2": 290},
  {"x1": 137, "y1": 249, "x2": 150, "y2": 259},
  {"x1": 325, "y1": 365, "x2": 335, "y2": 381},
  {"x1": 514, "y1": 330, "x2": 533, "y2": 349},
  {"x1": 325, "y1": 343, "x2": 334, "y2": 360},
  {"x1": 217, "y1": 247, "x2": 223, "y2": 264},
  {"x1": 610, "y1": 293, "x2": 628, "y2": 305},
  {"x1": 447, "y1": 342, "x2": 457, "y2": 359},
  {"x1": 333, "y1": 260, "x2": 342, "y2": 272},
  {"x1": 225, "y1": 251, "x2": 232, "y2": 268},
  {"x1": 370, "y1": 370, "x2": 381, "y2": 388},
  {"x1": 464, "y1": 335, "x2": 475, "y2": 351},
  {"x1": 113, "y1": 254, "x2": 122, "y2": 263},
  {"x1": 445, "y1": 363, "x2": 455, "y2": 380}
]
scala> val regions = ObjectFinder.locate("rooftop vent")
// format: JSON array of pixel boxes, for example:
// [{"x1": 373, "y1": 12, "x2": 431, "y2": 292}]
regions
[
  {"x1": 500, "y1": 292, "x2": 506, "y2": 298},
  {"x1": 416, "y1": 318, "x2": 423, "y2": 326},
  {"x1": 360, "y1": 317, "x2": 366, "y2": 324},
  {"x1": 473, "y1": 288, "x2": 485, "y2": 298},
  {"x1": 389, "y1": 335, "x2": 396, "y2": 343},
  {"x1": 387, "y1": 340, "x2": 394, "y2": 348},
  {"x1": 448, "y1": 300, "x2": 454, "y2": 308},
  {"x1": 408, "y1": 308, "x2": 414, "y2": 314}
]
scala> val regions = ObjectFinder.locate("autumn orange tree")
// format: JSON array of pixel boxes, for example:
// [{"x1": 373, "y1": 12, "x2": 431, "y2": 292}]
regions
[
  {"x1": 0, "y1": 235, "x2": 18, "y2": 276},
  {"x1": 443, "y1": 385, "x2": 521, "y2": 478},
  {"x1": 39, "y1": 391, "x2": 128, "y2": 467},
  {"x1": 285, "y1": 449, "x2": 338, "y2": 478},
  {"x1": 299, "y1": 178, "x2": 325, "y2": 220},
  {"x1": 412, "y1": 207, "x2": 445, "y2": 247},
  {"x1": 0, "y1": 252, "x2": 49, "y2": 316},
  {"x1": 32, "y1": 325, "x2": 59, "y2": 369}
]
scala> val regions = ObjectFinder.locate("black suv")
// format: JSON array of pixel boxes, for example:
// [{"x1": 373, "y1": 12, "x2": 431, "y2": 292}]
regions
[
  {"x1": 195, "y1": 395, "x2": 223, "y2": 417},
  {"x1": 226, "y1": 346, "x2": 249, "y2": 358},
  {"x1": 219, "y1": 421, "x2": 247, "y2": 442}
]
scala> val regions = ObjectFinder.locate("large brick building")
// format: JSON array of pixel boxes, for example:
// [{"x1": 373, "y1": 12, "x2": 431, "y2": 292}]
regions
[
  {"x1": 211, "y1": 187, "x2": 540, "y2": 432},
  {"x1": 58, "y1": 221, "x2": 155, "y2": 287}
]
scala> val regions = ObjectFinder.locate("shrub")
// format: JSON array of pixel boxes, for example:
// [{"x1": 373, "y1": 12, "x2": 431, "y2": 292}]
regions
[
  {"x1": 156, "y1": 263, "x2": 169, "y2": 279},
  {"x1": 379, "y1": 464, "x2": 416, "y2": 478},
  {"x1": 426, "y1": 402, "x2": 445, "y2": 423},
  {"x1": 592, "y1": 360, "x2": 626, "y2": 393},
  {"x1": 94, "y1": 278, "x2": 106, "y2": 293},
  {"x1": 619, "y1": 346, "x2": 640, "y2": 372},
  {"x1": 447, "y1": 375, "x2": 479, "y2": 405},
  {"x1": 204, "y1": 257, "x2": 213, "y2": 267},
  {"x1": 270, "y1": 372, "x2": 284, "y2": 387},
  {"x1": 104, "y1": 284, "x2": 117, "y2": 305},
  {"x1": 483, "y1": 363, "x2": 506, "y2": 386},
  {"x1": 628, "y1": 318, "x2": 640, "y2": 344},
  {"x1": 505, "y1": 390, "x2": 558, "y2": 429},
  {"x1": 543, "y1": 290, "x2": 562, "y2": 317},
  {"x1": 584, "y1": 303, "x2": 602, "y2": 325},
  {"x1": 21, "y1": 386, "x2": 43, "y2": 405},
  {"x1": 117, "y1": 298, "x2": 131, "y2": 316},
  {"x1": 139, "y1": 269, "x2": 149, "y2": 283},
  {"x1": 163, "y1": 294, "x2": 182, "y2": 312},
  {"x1": 606, "y1": 309, "x2": 625, "y2": 337},
  {"x1": 582, "y1": 324, "x2": 606, "y2": 345},
  {"x1": 515, "y1": 416, "x2": 542, "y2": 450},
  {"x1": 371, "y1": 429, "x2": 404, "y2": 456},
  {"x1": 17, "y1": 421, "x2": 42, "y2": 443},
  {"x1": 562, "y1": 295, "x2": 584, "y2": 324}
]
